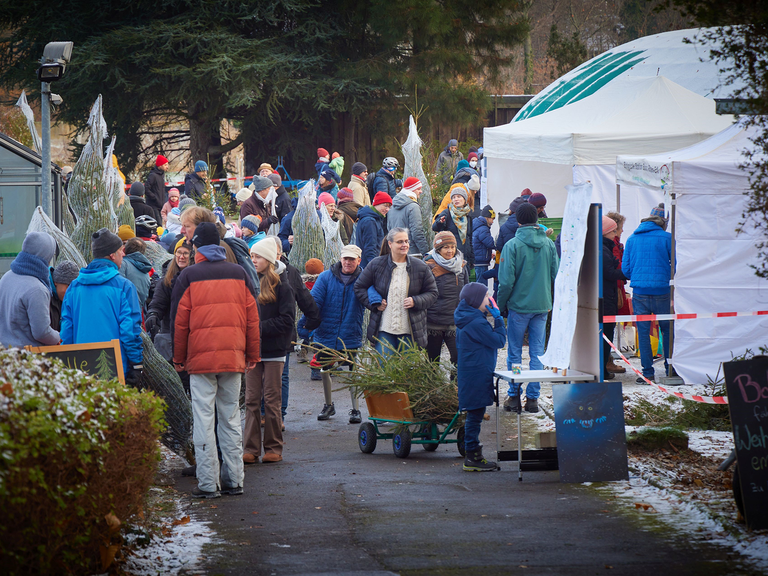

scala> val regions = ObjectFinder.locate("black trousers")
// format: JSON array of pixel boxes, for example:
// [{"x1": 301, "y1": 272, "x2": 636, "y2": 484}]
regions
[
  {"x1": 426, "y1": 330, "x2": 458, "y2": 365},
  {"x1": 603, "y1": 322, "x2": 616, "y2": 380}
]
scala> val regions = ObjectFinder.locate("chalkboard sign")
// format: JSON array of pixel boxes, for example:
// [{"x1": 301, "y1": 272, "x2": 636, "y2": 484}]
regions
[
  {"x1": 724, "y1": 356, "x2": 768, "y2": 530},
  {"x1": 28, "y1": 340, "x2": 125, "y2": 385}
]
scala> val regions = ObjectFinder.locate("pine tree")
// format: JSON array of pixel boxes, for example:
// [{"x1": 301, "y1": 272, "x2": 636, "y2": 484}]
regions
[{"x1": 94, "y1": 349, "x2": 114, "y2": 381}]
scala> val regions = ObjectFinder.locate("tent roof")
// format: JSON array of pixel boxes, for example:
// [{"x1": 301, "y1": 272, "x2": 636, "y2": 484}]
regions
[
  {"x1": 615, "y1": 120, "x2": 759, "y2": 193},
  {"x1": 483, "y1": 76, "x2": 733, "y2": 165}
]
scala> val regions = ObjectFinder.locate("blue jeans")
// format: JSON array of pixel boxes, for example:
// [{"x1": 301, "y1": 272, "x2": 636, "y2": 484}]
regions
[
  {"x1": 506, "y1": 311, "x2": 548, "y2": 399},
  {"x1": 633, "y1": 293, "x2": 671, "y2": 379},
  {"x1": 464, "y1": 407, "x2": 486, "y2": 452},
  {"x1": 281, "y1": 352, "x2": 290, "y2": 418},
  {"x1": 475, "y1": 265, "x2": 489, "y2": 286},
  {"x1": 375, "y1": 331, "x2": 413, "y2": 358}
]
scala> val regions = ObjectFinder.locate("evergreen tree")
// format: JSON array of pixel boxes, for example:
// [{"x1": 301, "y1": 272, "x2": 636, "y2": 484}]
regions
[{"x1": 94, "y1": 349, "x2": 114, "y2": 381}]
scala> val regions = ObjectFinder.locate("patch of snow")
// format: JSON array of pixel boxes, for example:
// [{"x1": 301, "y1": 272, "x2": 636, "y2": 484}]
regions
[{"x1": 687, "y1": 431, "x2": 734, "y2": 462}]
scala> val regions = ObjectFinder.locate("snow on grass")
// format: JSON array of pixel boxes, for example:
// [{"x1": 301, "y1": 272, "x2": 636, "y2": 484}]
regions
[{"x1": 687, "y1": 430, "x2": 734, "y2": 462}]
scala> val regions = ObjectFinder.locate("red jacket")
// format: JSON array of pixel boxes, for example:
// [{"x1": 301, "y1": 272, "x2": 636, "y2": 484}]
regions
[{"x1": 171, "y1": 247, "x2": 260, "y2": 373}]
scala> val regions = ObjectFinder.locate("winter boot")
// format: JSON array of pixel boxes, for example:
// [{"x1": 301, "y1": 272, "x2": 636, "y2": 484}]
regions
[
  {"x1": 606, "y1": 360, "x2": 626, "y2": 374},
  {"x1": 524, "y1": 397, "x2": 539, "y2": 413},
  {"x1": 463, "y1": 446, "x2": 498, "y2": 472},
  {"x1": 503, "y1": 395, "x2": 521, "y2": 412}
]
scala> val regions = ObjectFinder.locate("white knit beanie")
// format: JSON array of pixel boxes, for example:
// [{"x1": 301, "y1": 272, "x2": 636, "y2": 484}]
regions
[
  {"x1": 236, "y1": 187, "x2": 252, "y2": 202},
  {"x1": 467, "y1": 174, "x2": 481, "y2": 191},
  {"x1": 251, "y1": 237, "x2": 277, "y2": 264}
]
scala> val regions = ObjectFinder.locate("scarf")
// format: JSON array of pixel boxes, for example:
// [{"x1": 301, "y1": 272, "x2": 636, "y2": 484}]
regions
[
  {"x1": 10, "y1": 251, "x2": 53, "y2": 288},
  {"x1": 428, "y1": 248, "x2": 464, "y2": 275},
  {"x1": 400, "y1": 189, "x2": 418, "y2": 201},
  {"x1": 449, "y1": 204, "x2": 471, "y2": 243},
  {"x1": 255, "y1": 188, "x2": 279, "y2": 234},
  {"x1": 169, "y1": 198, "x2": 179, "y2": 208}
]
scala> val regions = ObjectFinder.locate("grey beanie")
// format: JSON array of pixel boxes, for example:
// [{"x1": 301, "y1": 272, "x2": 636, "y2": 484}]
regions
[
  {"x1": 129, "y1": 182, "x2": 145, "y2": 197},
  {"x1": 178, "y1": 197, "x2": 196, "y2": 212},
  {"x1": 91, "y1": 228, "x2": 123, "y2": 259},
  {"x1": 250, "y1": 175, "x2": 273, "y2": 192},
  {"x1": 450, "y1": 186, "x2": 468, "y2": 203},
  {"x1": 268, "y1": 173, "x2": 282, "y2": 187},
  {"x1": 448, "y1": 139, "x2": 458, "y2": 147},
  {"x1": 52, "y1": 261, "x2": 80, "y2": 285},
  {"x1": 22, "y1": 232, "x2": 57, "y2": 263},
  {"x1": 352, "y1": 162, "x2": 367, "y2": 176}
]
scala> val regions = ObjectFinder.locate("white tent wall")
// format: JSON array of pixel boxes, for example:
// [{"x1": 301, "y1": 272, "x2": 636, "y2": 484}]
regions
[{"x1": 485, "y1": 157, "x2": 572, "y2": 219}]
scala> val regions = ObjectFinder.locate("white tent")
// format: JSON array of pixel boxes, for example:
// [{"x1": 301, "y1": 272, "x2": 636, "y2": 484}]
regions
[
  {"x1": 484, "y1": 76, "x2": 733, "y2": 230},
  {"x1": 616, "y1": 121, "x2": 768, "y2": 386}
]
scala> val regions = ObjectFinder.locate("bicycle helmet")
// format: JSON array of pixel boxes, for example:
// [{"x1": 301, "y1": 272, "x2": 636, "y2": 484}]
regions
[
  {"x1": 135, "y1": 215, "x2": 158, "y2": 232},
  {"x1": 382, "y1": 157, "x2": 399, "y2": 170}
]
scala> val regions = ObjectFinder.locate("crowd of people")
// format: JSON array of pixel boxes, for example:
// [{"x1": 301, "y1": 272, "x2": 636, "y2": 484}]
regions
[{"x1": 0, "y1": 137, "x2": 674, "y2": 493}]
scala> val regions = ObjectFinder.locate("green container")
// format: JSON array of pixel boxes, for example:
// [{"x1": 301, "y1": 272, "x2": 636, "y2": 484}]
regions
[{"x1": 539, "y1": 217, "x2": 563, "y2": 241}]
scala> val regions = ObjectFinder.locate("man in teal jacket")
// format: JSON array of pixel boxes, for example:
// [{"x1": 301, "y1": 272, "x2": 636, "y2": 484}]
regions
[
  {"x1": 497, "y1": 203, "x2": 559, "y2": 413},
  {"x1": 61, "y1": 228, "x2": 143, "y2": 383}
]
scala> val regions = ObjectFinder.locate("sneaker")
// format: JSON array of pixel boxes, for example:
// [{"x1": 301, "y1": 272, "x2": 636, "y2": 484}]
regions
[
  {"x1": 463, "y1": 447, "x2": 498, "y2": 472},
  {"x1": 221, "y1": 485, "x2": 243, "y2": 496},
  {"x1": 191, "y1": 486, "x2": 220, "y2": 499},
  {"x1": 318, "y1": 403, "x2": 336, "y2": 421},
  {"x1": 181, "y1": 464, "x2": 196, "y2": 477},
  {"x1": 637, "y1": 376, "x2": 653, "y2": 384},
  {"x1": 524, "y1": 397, "x2": 539, "y2": 413},
  {"x1": 349, "y1": 409, "x2": 362, "y2": 424},
  {"x1": 606, "y1": 360, "x2": 626, "y2": 374},
  {"x1": 503, "y1": 396, "x2": 520, "y2": 412},
  {"x1": 310, "y1": 368, "x2": 322, "y2": 381}
]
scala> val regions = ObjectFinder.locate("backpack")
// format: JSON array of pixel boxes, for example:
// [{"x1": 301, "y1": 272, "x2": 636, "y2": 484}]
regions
[{"x1": 366, "y1": 172, "x2": 377, "y2": 203}]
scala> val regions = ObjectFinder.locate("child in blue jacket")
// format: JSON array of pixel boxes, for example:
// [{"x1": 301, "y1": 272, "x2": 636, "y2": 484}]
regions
[{"x1": 454, "y1": 282, "x2": 507, "y2": 471}]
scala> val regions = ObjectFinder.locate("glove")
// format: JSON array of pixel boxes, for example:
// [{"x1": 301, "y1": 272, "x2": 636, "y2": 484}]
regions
[
  {"x1": 145, "y1": 314, "x2": 159, "y2": 336},
  {"x1": 126, "y1": 363, "x2": 143, "y2": 385},
  {"x1": 486, "y1": 303, "x2": 502, "y2": 320},
  {"x1": 269, "y1": 215, "x2": 280, "y2": 225}
]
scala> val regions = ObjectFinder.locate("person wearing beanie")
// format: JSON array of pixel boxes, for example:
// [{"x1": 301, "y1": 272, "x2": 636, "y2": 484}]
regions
[
  {"x1": 423, "y1": 230, "x2": 469, "y2": 366},
  {"x1": 455, "y1": 282, "x2": 506, "y2": 471},
  {"x1": 61, "y1": 228, "x2": 143, "y2": 384},
  {"x1": 184, "y1": 159, "x2": 208, "y2": 201},
  {"x1": 241, "y1": 214, "x2": 265, "y2": 248},
  {"x1": 601, "y1": 215, "x2": 628, "y2": 381},
  {"x1": 372, "y1": 157, "x2": 402, "y2": 199},
  {"x1": 172, "y1": 219, "x2": 260, "y2": 498},
  {"x1": 495, "y1": 190, "x2": 537, "y2": 253},
  {"x1": 316, "y1": 166, "x2": 341, "y2": 202},
  {"x1": 315, "y1": 147, "x2": 330, "y2": 175},
  {"x1": 161, "y1": 187, "x2": 181, "y2": 226},
  {"x1": 497, "y1": 200, "x2": 559, "y2": 415},
  {"x1": 0, "y1": 232, "x2": 60, "y2": 347},
  {"x1": 236, "y1": 187, "x2": 253, "y2": 205},
  {"x1": 241, "y1": 175, "x2": 279, "y2": 232},
  {"x1": 432, "y1": 184, "x2": 474, "y2": 268},
  {"x1": 335, "y1": 187, "x2": 361, "y2": 245},
  {"x1": 309, "y1": 245, "x2": 366, "y2": 423},
  {"x1": 49, "y1": 260, "x2": 81, "y2": 331},
  {"x1": 118, "y1": 224, "x2": 136, "y2": 242},
  {"x1": 622, "y1": 204, "x2": 673, "y2": 384},
  {"x1": 434, "y1": 173, "x2": 480, "y2": 222},
  {"x1": 528, "y1": 192, "x2": 547, "y2": 211},
  {"x1": 119, "y1": 237, "x2": 153, "y2": 312},
  {"x1": 267, "y1": 172, "x2": 292, "y2": 221},
  {"x1": 329, "y1": 152, "x2": 344, "y2": 181},
  {"x1": 129, "y1": 181, "x2": 156, "y2": 219},
  {"x1": 472, "y1": 205, "x2": 497, "y2": 286},
  {"x1": 346, "y1": 162, "x2": 370, "y2": 206},
  {"x1": 213, "y1": 206, "x2": 226, "y2": 225},
  {"x1": 467, "y1": 151, "x2": 480, "y2": 175},
  {"x1": 435, "y1": 138, "x2": 464, "y2": 184},
  {"x1": 146, "y1": 156, "x2": 169, "y2": 222},
  {"x1": 244, "y1": 237, "x2": 295, "y2": 466},
  {"x1": 178, "y1": 197, "x2": 196, "y2": 212},
  {"x1": 258, "y1": 163, "x2": 274, "y2": 177},
  {"x1": 354, "y1": 192, "x2": 392, "y2": 269},
  {"x1": 305, "y1": 258, "x2": 325, "y2": 276},
  {"x1": 386, "y1": 176, "x2": 429, "y2": 256}
]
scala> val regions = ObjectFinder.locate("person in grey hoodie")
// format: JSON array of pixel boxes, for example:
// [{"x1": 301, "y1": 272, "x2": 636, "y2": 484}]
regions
[
  {"x1": 0, "y1": 232, "x2": 61, "y2": 348},
  {"x1": 386, "y1": 177, "x2": 430, "y2": 256},
  {"x1": 119, "y1": 237, "x2": 153, "y2": 310}
]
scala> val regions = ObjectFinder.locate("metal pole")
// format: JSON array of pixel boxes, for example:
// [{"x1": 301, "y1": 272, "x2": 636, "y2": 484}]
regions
[
  {"x1": 40, "y1": 81, "x2": 52, "y2": 217},
  {"x1": 616, "y1": 183, "x2": 620, "y2": 213}
]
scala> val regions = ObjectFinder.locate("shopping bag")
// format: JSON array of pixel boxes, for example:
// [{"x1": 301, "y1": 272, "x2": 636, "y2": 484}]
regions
[{"x1": 618, "y1": 324, "x2": 637, "y2": 356}]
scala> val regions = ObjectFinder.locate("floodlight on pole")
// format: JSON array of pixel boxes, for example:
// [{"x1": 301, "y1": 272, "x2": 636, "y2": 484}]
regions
[{"x1": 38, "y1": 41, "x2": 73, "y2": 217}]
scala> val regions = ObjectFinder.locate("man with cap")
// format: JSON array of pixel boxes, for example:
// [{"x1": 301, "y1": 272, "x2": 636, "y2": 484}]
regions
[
  {"x1": 372, "y1": 157, "x2": 402, "y2": 198},
  {"x1": 346, "y1": 162, "x2": 370, "y2": 207},
  {"x1": 435, "y1": 138, "x2": 464, "y2": 184},
  {"x1": 129, "y1": 182, "x2": 157, "y2": 220},
  {"x1": 0, "y1": 232, "x2": 61, "y2": 348},
  {"x1": 472, "y1": 205, "x2": 497, "y2": 286},
  {"x1": 241, "y1": 175, "x2": 279, "y2": 232},
  {"x1": 146, "y1": 155, "x2": 170, "y2": 221},
  {"x1": 184, "y1": 160, "x2": 209, "y2": 200},
  {"x1": 61, "y1": 228, "x2": 144, "y2": 384},
  {"x1": 354, "y1": 191, "x2": 392, "y2": 269},
  {"x1": 268, "y1": 173, "x2": 292, "y2": 221},
  {"x1": 258, "y1": 163, "x2": 274, "y2": 177},
  {"x1": 622, "y1": 203, "x2": 672, "y2": 384},
  {"x1": 310, "y1": 244, "x2": 366, "y2": 423},
  {"x1": 171, "y1": 221, "x2": 260, "y2": 498},
  {"x1": 497, "y1": 203, "x2": 559, "y2": 414},
  {"x1": 49, "y1": 260, "x2": 81, "y2": 331},
  {"x1": 316, "y1": 166, "x2": 341, "y2": 202},
  {"x1": 387, "y1": 177, "x2": 429, "y2": 256}
]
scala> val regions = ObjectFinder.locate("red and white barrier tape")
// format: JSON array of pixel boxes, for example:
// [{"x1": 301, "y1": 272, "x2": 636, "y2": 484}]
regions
[
  {"x1": 601, "y1": 333, "x2": 728, "y2": 404},
  {"x1": 123, "y1": 175, "x2": 251, "y2": 190},
  {"x1": 603, "y1": 310, "x2": 768, "y2": 323}
]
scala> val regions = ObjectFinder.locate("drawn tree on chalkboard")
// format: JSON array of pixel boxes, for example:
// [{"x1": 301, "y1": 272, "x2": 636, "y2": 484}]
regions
[{"x1": 95, "y1": 349, "x2": 114, "y2": 380}]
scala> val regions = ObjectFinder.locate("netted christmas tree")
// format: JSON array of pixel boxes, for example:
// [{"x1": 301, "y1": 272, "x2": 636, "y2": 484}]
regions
[
  {"x1": 26, "y1": 207, "x2": 87, "y2": 268},
  {"x1": 289, "y1": 180, "x2": 325, "y2": 272},
  {"x1": 320, "y1": 204, "x2": 343, "y2": 268},
  {"x1": 402, "y1": 115, "x2": 434, "y2": 246},
  {"x1": 104, "y1": 135, "x2": 135, "y2": 230}
]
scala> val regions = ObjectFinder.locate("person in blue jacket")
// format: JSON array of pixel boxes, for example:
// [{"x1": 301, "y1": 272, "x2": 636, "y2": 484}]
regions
[
  {"x1": 372, "y1": 157, "x2": 402, "y2": 198},
  {"x1": 472, "y1": 205, "x2": 496, "y2": 285},
  {"x1": 61, "y1": 228, "x2": 143, "y2": 383},
  {"x1": 310, "y1": 245, "x2": 366, "y2": 423},
  {"x1": 354, "y1": 192, "x2": 392, "y2": 269},
  {"x1": 455, "y1": 282, "x2": 506, "y2": 472},
  {"x1": 622, "y1": 204, "x2": 673, "y2": 383},
  {"x1": 278, "y1": 196, "x2": 299, "y2": 255}
]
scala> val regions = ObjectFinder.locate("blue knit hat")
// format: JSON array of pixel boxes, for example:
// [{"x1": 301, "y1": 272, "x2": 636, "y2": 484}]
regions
[
  {"x1": 241, "y1": 215, "x2": 261, "y2": 235},
  {"x1": 456, "y1": 159, "x2": 469, "y2": 172},
  {"x1": 194, "y1": 160, "x2": 208, "y2": 172},
  {"x1": 320, "y1": 166, "x2": 340, "y2": 184},
  {"x1": 213, "y1": 207, "x2": 226, "y2": 224},
  {"x1": 460, "y1": 282, "x2": 488, "y2": 309},
  {"x1": 650, "y1": 204, "x2": 666, "y2": 219}
]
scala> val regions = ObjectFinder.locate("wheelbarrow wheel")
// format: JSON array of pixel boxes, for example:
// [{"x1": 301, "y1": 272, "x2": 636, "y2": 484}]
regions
[
  {"x1": 358, "y1": 422, "x2": 377, "y2": 454},
  {"x1": 422, "y1": 442, "x2": 438, "y2": 452},
  {"x1": 456, "y1": 426, "x2": 466, "y2": 457},
  {"x1": 393, "y1": 429, "x2": 412, "y2": 458}
]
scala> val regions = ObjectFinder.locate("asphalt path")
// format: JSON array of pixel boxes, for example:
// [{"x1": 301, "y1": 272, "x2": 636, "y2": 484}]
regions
[{"x1": 175, "y1": 354, "x2": 757, "y2": 576}]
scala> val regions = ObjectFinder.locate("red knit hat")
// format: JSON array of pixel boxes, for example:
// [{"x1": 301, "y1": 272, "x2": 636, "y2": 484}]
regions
[
  {"x1": 521, "y1": 188, "x2": 532, "y2": 196},
  {"x1": 337, "y1": 187, "x2": 354, "y2": 202},
  {"x1": 332, "y1": 152, "x2": 340, "y2": 160},
  {"x1": 317, "y1": 148, "x2": 329, "y2": 158},
  {"x1": 305, "y1": 258, "x2": 324, "y2": 275},
  {"x1": 403, "y1": 176, "x2": 421, "y2": 189},
  {"x1": 468, "y1": 152, "x2": 478, "y2": 161},
  {"x1": 373, "y1": 192, "x2": 393, "y2": 206},
  {"x1": 156, "y1": 155, "x2": 169, "y2": 167},
  {"x1": 318, "y1": 192, "x2": 335, "y2": 207}
]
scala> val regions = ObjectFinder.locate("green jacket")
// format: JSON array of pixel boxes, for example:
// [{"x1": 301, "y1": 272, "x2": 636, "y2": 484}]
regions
[{"x1": 497, "y1": 225, "x2": 559, "y2": 314}]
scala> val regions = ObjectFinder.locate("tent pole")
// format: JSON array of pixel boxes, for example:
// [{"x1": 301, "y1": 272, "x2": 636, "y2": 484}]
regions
[
  {"x1": 668, "y1": 192, "x2": 677, "y2": 379},
  {"x1": 616, "y1": 183, "x2": 620, "y2": 212}
]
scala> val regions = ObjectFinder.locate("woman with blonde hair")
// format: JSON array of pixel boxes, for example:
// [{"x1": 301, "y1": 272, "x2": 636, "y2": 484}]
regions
[{"x1": 243, "y1": 238, "x2": 295, "y2": 464}]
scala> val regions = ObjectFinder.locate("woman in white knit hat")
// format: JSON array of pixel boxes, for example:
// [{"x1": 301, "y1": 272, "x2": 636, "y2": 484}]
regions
[{"x1": 243, "y1": 238, "x2": 295, "y2": 464}]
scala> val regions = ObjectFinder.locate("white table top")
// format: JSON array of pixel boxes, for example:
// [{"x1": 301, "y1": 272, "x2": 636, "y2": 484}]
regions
[{"x1": 493, "y1": 369, "x2": 596, "y2": 384}]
